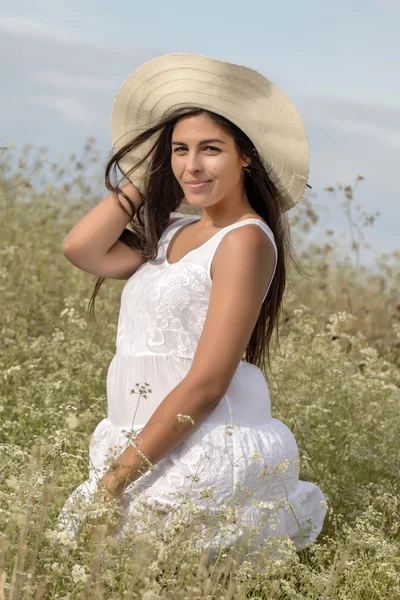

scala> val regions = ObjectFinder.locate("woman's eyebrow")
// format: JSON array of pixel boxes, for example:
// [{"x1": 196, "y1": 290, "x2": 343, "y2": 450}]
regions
[{"x1": 171, "y1": 138, "x2": 226, "y2": 145}]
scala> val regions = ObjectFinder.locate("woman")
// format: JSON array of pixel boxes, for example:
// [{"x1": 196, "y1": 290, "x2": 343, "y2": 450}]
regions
[{"x1": 58, "y1": 53, "x2": 327, "y2": 556}]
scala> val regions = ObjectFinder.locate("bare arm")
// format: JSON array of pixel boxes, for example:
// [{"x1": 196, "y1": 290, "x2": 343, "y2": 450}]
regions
[
  {"x1": 61, "y1": 183, "x2": 146, "y2": 280},
  {"x1": 98, "y1": 375, "x2": 221, "y2": 499}
]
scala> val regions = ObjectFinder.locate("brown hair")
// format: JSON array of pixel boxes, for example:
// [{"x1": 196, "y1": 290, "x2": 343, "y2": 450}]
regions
[{"x1": 88, "y1": 107, "x2": 302, "y2": 370}]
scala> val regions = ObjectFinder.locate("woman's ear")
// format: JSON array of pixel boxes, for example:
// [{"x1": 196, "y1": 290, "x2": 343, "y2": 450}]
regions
[{"x1": 241, "y1": 155, "x2": 252, "y2": 169}]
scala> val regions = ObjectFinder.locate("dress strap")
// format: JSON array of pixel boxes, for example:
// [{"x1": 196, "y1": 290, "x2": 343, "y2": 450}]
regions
[{"x1": 160, "y1": 217, "x2": 198, "y2": 243}]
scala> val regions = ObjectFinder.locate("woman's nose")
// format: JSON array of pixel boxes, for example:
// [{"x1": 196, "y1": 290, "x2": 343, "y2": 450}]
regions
[{"x1": 185, "y1": 152, "x2": 203, "y2": 173}]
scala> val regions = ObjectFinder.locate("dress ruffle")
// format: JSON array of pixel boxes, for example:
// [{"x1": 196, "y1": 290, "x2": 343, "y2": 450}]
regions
[{"x1": 57, "y1": 416, "x2": 327, "y2": 552}]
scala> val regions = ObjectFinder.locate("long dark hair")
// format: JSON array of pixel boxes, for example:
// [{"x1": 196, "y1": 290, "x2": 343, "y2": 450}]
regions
[{"x1": 88, "y1": 107, "x2": 302, "y2": 370}]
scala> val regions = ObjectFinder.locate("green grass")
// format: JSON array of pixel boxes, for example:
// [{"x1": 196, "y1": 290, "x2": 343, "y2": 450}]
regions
[{"x1": 0, "y1": 142, "x2": 399, "y2": 599}]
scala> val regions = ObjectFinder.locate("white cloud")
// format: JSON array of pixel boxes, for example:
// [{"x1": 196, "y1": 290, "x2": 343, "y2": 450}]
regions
[
  {"x1": 34, "y1": 95, "x2": 102, "y2": 124},
  {"x1": 0, "y1": 15, "x2": 85, "y2": 44},
  {"x1": 331, "y1": 118, "x2": 400, "y2": 148},
  {"x1": 31, "y1": 70, "x2": 122, "y2": 91},
  {"x1": 298, "y1": 95, "x2": 400, "y2": 149},
  {"x1": 372, "y1": 0, "x2": 400, "y2": 8},
  {"x1": 0, "y1": 25, "x2": 159, "y2": 161}
]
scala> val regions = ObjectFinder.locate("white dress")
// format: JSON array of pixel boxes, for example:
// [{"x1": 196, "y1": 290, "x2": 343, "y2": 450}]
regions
[{"x1": 57, "y1": 216, "x2": 327, "y2": 554}]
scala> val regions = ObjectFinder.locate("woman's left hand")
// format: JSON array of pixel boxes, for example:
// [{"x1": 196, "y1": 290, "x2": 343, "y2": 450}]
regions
[{"x1": 94, "y1": 472, "x2": 125, "y2": 506}]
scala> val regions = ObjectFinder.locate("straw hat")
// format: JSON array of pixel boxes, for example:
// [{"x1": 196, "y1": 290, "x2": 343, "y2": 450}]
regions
[{"x1": 110, "y1": 52, "x2": 310, "y2": 212}]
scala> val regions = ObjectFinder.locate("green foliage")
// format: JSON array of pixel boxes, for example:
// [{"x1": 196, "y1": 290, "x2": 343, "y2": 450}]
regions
[{"x1": 0, "y1": 142, "x2": 399, "y2": 599}]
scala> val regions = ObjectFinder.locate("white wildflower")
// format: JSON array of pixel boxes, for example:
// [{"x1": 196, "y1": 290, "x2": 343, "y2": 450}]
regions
[
  {"x1": 277, "y1": 459, "x2": 290, "y2": 473},
  {"x1": 71, "y1": 564, "x2": 88, "y2": 584},
  {"x1": 360, "y1": 346, "x2": 378, "y2": 360},
  {"x1": 65, "y1": 413, "x2": 79, "y2": 430},
  {"x1": 259, "y1": 501, "x2": 275, "y2": 510},
  {"x1": 142, "y1": 589, "x2": 160, "y2": 600},
  {"x1": 268, "y1": 513, "x2": 280, "y2": 530},
  {"x1": 176, "y1": 413, "x2": 194, "y2": 425},
  {"x1": 148, "y1": 560, "x2": 162, "y2": 577},
  {"x1": 5, "y1": 475, "x2": 19, "y2": 491},
  {"x1": 250, "y1": 449, "x2": 264, "y2": 463},
  {"x1": 45, "y1": 528, "x2": 78, "y2": 550},
  {"x1": 2, "y1": 365, "x2": 21, "y2": 381},
  {"x1": 52, "y1": 328, "x2": 65, "y2": 343}
]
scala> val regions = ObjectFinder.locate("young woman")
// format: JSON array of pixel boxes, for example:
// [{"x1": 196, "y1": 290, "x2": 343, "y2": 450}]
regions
[{"x1": 58, "y1": 53, "x2": 327, "y2": 555}]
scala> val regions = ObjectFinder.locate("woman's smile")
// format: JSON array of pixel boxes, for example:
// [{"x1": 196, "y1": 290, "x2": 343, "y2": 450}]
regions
[{"x1": 185, "y1": 180, "x2": 212, "y2": 189}]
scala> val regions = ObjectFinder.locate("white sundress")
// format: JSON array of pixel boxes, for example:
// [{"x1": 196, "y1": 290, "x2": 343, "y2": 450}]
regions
[{"x1": 57, "y1": 216, "x2": 327, "y2": 554}]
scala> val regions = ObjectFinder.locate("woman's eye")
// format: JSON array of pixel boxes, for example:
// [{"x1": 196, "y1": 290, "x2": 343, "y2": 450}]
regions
[{"x1": 173, "y1": 146, "x2": 220, "y2": 153}]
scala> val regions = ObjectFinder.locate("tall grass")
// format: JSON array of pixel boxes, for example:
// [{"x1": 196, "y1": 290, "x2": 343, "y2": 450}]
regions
[{"x1": 0, "y1": 142, "x2": 399, "y2": 599}]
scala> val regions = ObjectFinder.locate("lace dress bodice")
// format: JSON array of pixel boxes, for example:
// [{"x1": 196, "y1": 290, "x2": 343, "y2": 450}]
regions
[{"x1": 116, "y1": 216, "x2": 277, "y2": 358}]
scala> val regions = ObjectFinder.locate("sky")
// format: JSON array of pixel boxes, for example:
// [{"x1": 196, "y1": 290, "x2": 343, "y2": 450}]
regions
[{"x1": 1, "y1": 0, "x2": 399, "y2": 264}]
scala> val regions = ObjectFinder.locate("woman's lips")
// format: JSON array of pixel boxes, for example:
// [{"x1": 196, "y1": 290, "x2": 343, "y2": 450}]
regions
[{"x1": 185, "y1": 180, "x2": 212, "y2": 189}]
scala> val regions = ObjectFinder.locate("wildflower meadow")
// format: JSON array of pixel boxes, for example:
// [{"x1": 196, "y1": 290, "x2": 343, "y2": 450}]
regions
[{"x1": 0, "y1": 141, "x2": 399, "y2": 599}]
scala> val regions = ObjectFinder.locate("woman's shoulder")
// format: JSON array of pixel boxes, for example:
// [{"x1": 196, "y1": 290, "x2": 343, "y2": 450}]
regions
[{"x1": 232, "y1": 214, "x2": 276, "y2": 249}]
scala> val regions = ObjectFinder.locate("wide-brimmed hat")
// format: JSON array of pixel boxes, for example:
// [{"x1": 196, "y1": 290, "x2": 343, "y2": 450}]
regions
[{"x1": 110, "y1": 52, "x2": 310, "y2": 212}]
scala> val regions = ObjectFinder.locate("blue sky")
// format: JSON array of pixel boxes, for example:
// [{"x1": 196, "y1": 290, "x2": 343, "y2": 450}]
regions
[{"x1": 1, "y1": 0, "x2": 398, "y2": 263}]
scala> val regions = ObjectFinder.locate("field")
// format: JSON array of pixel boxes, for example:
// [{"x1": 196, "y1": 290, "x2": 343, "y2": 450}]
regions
[{"x1": 1, "y1": 142, "x2": 399, "y2": 599}]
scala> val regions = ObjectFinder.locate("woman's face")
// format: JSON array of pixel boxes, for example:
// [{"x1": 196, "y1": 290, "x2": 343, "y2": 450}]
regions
[{"x1": 170, "y1": 113, "x2": 249, "y2": 207}]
